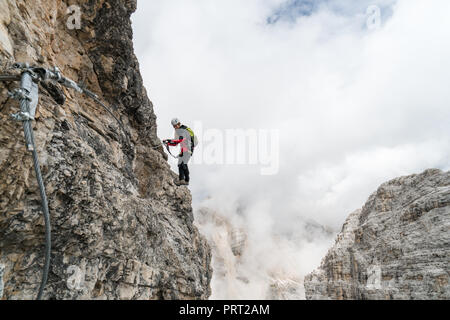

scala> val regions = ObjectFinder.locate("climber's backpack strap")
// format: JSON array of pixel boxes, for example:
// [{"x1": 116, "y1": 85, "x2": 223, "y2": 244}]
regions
[{"x1": 186, "y1": 127, "x2": 198, "y2": 153}]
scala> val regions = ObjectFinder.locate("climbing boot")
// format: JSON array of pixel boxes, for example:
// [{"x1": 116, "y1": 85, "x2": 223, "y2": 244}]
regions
[{"x1": 174, "y1": 179, "x2": 188, "y2": 186}]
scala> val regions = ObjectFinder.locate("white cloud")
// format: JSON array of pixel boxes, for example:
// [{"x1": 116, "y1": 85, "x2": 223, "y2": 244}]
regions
[{"x1": 132, "y1": 0, "x2": 450, "y2": 298}]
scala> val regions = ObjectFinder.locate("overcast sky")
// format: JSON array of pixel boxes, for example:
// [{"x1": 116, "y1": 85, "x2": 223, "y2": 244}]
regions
[{"x1": 131, "y1": 0, "x2": 450, "y2": 298}]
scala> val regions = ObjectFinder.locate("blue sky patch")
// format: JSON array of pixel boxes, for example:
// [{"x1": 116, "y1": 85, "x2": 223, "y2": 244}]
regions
[
  {"x1": 267, "y1": 0, "x2": 396, "y2": 27},
  {"x1": 267, "y1": 0, "x2": 319, "y2": 24}
]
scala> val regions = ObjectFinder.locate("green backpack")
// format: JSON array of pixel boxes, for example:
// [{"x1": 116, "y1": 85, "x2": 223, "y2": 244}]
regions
[{"x1": 185, "y1": 126, "x2": 198, "y2": 153}]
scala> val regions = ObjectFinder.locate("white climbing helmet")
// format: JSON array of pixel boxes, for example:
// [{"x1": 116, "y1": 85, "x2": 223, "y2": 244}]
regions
[{"x1": 171, "y1": 118, "x2": 180, "y2": 126}]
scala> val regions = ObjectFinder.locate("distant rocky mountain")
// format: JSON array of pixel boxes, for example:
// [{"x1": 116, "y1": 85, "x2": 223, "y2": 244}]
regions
[{"x1": 305, "y1": 169, "x2": 450, "y2": 300}]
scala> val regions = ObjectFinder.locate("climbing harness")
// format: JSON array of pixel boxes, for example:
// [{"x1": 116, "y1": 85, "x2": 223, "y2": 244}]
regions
[{"x1": 0, "y1": 62, "x2": 132, "y2": 300}]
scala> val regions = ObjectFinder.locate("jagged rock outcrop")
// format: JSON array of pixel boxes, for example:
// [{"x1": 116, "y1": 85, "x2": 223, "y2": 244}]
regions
[
  {"x1": 305, "y1": 169, "x2": 450, "y2": 300},
  {"x1": 0, "y1": 0, "x2": 211, "y2": 299}
]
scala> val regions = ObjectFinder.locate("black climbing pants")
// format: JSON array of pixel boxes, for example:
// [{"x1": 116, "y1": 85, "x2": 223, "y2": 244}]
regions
[{"x1": 178, "y1": 163, "x2": 190, "y2": 182}]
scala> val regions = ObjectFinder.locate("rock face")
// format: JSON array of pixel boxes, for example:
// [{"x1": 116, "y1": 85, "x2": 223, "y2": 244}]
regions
[
  {"x1": 0, "y1": 0, "x2": 211, "y2": 299},
  {"x1": 304, "y1": 169, "x2": 450, "y2": 300}
]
